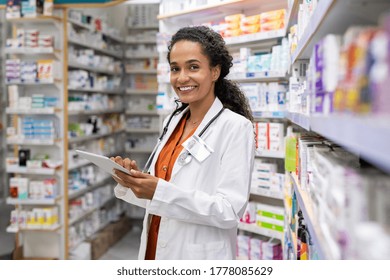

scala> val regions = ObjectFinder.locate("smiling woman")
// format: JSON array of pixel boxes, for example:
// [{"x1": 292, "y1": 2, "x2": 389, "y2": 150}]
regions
[{"x1": 111, "y1": 25, "x2": 256, "y2": 260}]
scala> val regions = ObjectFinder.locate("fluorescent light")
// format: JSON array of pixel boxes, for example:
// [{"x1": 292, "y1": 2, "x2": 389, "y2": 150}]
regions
[{"x1": 125, "y1": 0, "x2": 160, "y2": 4}]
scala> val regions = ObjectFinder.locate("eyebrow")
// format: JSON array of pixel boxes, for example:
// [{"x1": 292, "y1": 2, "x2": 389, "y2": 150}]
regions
[{"x1": 170, "y1": 59, "x2": 201, "y2": 65}]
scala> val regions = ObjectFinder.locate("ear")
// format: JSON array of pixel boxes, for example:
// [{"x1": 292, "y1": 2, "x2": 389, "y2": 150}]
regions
[{"x1": 212, "y1": 65, "x2": 221, "y2": 82}]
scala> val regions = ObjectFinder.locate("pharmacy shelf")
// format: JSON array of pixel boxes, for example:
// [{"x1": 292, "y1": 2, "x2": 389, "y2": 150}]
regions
[
  {"x1": 6, "y1": 107, "x2": 60, "y2": 115},
  {"x1": 68, "y1": 87, "x2": 123, "y2": 95},
  {"x1": 125, "y1": 89, "x2": 158, "y2": 95},
  {"x1": 7, "y1": 15, "x2": 63, "y2": 24},
  {"x1": 255, "y1": 150, "x2": 285, "y2": 159},
  {"x1": 225, "y1": 29, "x2": 286, "y2": 47},
  {"x1": 69, "y1": 207, "x2": 98, "y2": 226},
  {"x1": 6, "y1": 224, "x2": 61, "y2": 233},
  {"x1": 126, "y1": 38, "x2": 156, "y2": 44},
  {"x1": 5, "y1": 47, "x2": 60, "y2": 54},
  {"x1": 285, "y1": 0, "x2": 299, "y2": 30},
  {"x1": 68, "y1": 159, "x2": 90, "y2": 171},
  {"x1": 6, "y1": 197, "x2": 61, "y2": 205},
  {"x1": 126, "y1": 148, "x2": 154, "y2": 154},
  {"x1": 310, "y1": 115, "x2": 390, "y2": 174},
  {"x1": 68, "y1": 129, "x2": 124, "y2": 144},
  {"x1": 253, "y1": 111, "x2": 286, "y2": 119},
  {"x1": 289, "y1": 172, "x2": 335, "y2": 260},
  {"x1": 126, "y1": 128, "x2": 160, "y2": 134},
  {"x1": 290, "y1": 0, "x2": 390, "y2": 63},
  {"x1": 238, "y1": 222, "x2": 283, "y2": 240},
  {"x1": 68, "y1": 61, "x2": 120, "y2": 75},
  {"x1": 158, "y1": 0, "x2": 286, "y2": 20},
  {"x1": 125, "y1": 69, "x2": 157, "y2": 75},
  {"x1": 125, "y1": 54, "x2": 158, "y2": 59},
  {"x1": 250, "y1": 187, "x2": 283, "y2": 200},
  {"x1": 125, "y1": 110, "x2": 158, "y2": 116},
  {"x1": 229, "y1": 71, "x2": 288, "y2": 83},
  {"x1": 68, "y1": 176, "x2": 112, "y2": 201},
  {"x1": 6, "y1": 138, "x2": 60, "y2": 146},
  {"x1": 68, "y1": 108, "x2": 123, "y2": 116},
  {"x1": 286, "y1": 112, "x2": 310, "y2": 131},
  {"x1": 6, "y1": 166, "x2": 58, "y2": 175},
  {"x1": 68, "y1": 38, "x2": 123, "y2": 59},
  {"x1": 6, "y1": 79, "x2": 61, "y2": 85}
]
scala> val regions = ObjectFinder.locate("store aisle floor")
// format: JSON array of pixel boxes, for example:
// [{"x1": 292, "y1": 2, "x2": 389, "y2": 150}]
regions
[{"x1": 99, "y1": 225, "x2": 141, "y2": 260}]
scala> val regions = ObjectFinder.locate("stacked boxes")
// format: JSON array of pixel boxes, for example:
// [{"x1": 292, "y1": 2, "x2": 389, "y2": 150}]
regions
[
  {"x1": 9, "y1": 207, "x2": 59, "y2": 230},
  {"x1": 256, "y1": 203, "x2": 285, "y2": 235},
  {"x1": 255, "y1": 122, "x2": 284, "y2": 153}
]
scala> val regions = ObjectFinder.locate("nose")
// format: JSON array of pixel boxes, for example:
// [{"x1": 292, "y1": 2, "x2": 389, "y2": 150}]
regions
[{"x1": 177, "y1": 70, "x2": 190, "y2": 83}]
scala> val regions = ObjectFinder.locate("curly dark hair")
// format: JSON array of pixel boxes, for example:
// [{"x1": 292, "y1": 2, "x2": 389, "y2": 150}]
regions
[{"x1": 167, "y1": 25, "x2": 254, "y2": 122}]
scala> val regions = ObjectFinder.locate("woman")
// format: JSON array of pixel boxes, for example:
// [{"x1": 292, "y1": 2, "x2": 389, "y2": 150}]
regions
[{"x1": 111, "y1": 25, "x2": 255, "y2": 260}]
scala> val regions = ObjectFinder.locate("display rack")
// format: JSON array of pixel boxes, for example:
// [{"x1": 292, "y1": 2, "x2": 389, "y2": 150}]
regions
[
  {"x1": 157, "y1": 0, "x2": 289, "y2": 257},
  {"x1": 4, "y1": 11, "x2": 67, "y2": 260},
  {"x1": 0, "y1": 9, "x2": 5, "y2": 201},
  {"x1": 285, "y1": 0, "x2": 390, "y2": 259},
  {"x1": 124, "y1": 3, "x2": 160, "y2": 169}
]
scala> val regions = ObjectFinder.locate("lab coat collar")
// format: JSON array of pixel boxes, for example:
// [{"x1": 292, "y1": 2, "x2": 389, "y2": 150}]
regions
[{"x1": 170, "y1": 97, "x2": 223, "y2": 179}]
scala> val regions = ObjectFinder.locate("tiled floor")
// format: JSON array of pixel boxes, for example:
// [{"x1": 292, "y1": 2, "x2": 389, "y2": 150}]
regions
[{"x1": 99, "y1": 225, "x2": 141, "y2": 260}]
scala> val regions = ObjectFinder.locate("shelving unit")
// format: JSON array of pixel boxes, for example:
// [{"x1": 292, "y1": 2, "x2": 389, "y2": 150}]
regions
[
  {"x1": 4, "y1": 11, "x2": 67, "y2": 260},
  {"x1": 124, "y1": 3, "x2": 160, "y2": 169},
  {"x1": 0, "y1": 9, "x2": 6, "y2": 201},
  {"x1": 284, "y1": 0, "x2": 390, "y2": 260}
]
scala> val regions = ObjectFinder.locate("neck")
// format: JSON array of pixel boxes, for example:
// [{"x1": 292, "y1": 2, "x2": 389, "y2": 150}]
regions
[{"x1": 187, "y1": 96, "x2": 216, "y2": 124}]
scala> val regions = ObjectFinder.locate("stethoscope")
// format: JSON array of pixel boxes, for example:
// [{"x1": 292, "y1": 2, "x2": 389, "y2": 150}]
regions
[{"x1": 142, "y1": 107, "x2": 225, "y2": 173}]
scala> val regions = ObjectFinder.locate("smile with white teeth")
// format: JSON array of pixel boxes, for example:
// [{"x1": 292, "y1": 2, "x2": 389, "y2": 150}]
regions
[{"x1": 179, "y1": 86, "x2": 195, "y2": 91}]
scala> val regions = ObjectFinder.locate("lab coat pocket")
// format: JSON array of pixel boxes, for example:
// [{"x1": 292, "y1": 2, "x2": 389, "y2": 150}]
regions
[{"x1": 186, "y1": 240, "x2": 227, "y2": 260}]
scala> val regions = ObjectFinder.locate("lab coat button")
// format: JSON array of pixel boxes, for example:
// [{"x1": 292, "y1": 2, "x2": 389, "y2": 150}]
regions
[
  {"x1": 162, "y1": 166, "x2": 168, "y2": 171},
  {"x1": 159, "y1": 242, "x2": 167, "y2": 248}
]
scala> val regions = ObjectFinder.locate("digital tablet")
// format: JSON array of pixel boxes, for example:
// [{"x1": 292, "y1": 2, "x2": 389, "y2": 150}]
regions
[{"x1": 75, "y1": 150, "x2": 131, "y2": 176}]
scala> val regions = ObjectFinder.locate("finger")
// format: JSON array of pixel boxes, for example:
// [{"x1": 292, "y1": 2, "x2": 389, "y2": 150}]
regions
[
  {"x1": 130, "y1": 169, "x2": 148, "y2": 178},
  {"x1": 123, "y1": 158, "x2": 132, "y2": 170},
  {"x1": 114, "y1": 156, "x2": 123, "y2": 166},
  {"x1": 130, "y1": 160, "x2": 140, "y2": 171}
]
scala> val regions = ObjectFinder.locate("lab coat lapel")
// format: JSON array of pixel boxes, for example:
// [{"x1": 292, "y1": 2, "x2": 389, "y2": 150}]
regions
[{"x1": 170, "y1": 97, "x2": 224, "y2": 179}]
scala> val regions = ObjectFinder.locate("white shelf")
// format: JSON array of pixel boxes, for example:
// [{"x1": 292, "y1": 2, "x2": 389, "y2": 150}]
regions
[
  {"x1": 125, "y1": 89, "x2": 157, "y2": 95},
  {"x1": 6, "y1": 79, "x2": 60, "y2": 85},
  {"x1": 68, "y1": 61, "x2": 120, "y2": 75},
  {"x1": 68, "y1": 38, "x2": 123, "y2": 59},
  {"x1": 7, "y1": 15, "x2": 63, "y2": 24},
  {"x1": 126, "y1": 39, "x2": 156, "y2": 44},
  {"x1": 126, "y1": 54, "x2": 158, "y2": 59},
  {"x1": 238, "y1": 222, "x2": 283, "y2": 240},
  {"x1": 6, "y1": 107, "x2": 60, "y2": 114},
  {"x1": 126, "y1": 128, "x2": 160, "y2": 133},
  {"x1": 68, "y1": 87, "x2": 123, "y2": 94},
  {"x1": 287, "y1": 112, "x2": 311, "y2": 131},
  {"x1": 310, "y1": 115, "x2": 390, "y2": 173},
  {"x1": 253, "y1": 111, "x2": 286, "y2": 119},
  {"x1": 125, "y1": 69, "x2": 157, "y2": 74},
  {"x1": 224, "y1": 29, "x2": 286, "y2": 46},
  {"x1": 5, "y1": 47, "x2": 59, "y2": 54},
  {"x1": 6, "y1": 138, "x2": 59, "y2": 146},
  {"x1": 290, "y1": 0, "x2": 390, "y2": 63},
  {"x1": 6, "y1": 197, "x2": 60, "y2": 205},
  {"x1": 250, "y1": 187, "x2": 283, "y2": 200},
  {"x1": 68, "y1": 108, "x2": 123, "y2": 116},
  {"x1": 229, "y1": 71, "x2": 287, "y2": 82},
  {"x1": 6, "y1": 166, "x2": 58, "y2": 175},
  {"x1": 68, "y1": 207, "x2": 97, "y2": 226},
  {"x1": 68, "y1": 129, "x2": 124, "y2": 144},
  {"x1": 126, "y1": 148, "x2": 154, "y2": 154},
  {"x1": 68, "y1": 159, "x2": 90, "y2": 171},
  {"x1": 125, "y1": 110, "x2": 158, "y2": 116},
  {"x1": 255, "y1": 150, "x2": 285, "y2": 159},
  {"x1": 7, "y1": 224, "x2": 61, "y2": 233}
]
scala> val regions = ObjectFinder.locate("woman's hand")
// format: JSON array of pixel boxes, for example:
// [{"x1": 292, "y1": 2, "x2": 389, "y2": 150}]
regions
[{"x1": 110, "y1": 156, "x2": 159, "y2": 200}]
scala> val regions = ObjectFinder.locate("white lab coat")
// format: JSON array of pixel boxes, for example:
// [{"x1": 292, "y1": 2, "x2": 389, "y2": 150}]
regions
[{"x1": 114, "y1": 97, "x2": 255, "y2": 260}]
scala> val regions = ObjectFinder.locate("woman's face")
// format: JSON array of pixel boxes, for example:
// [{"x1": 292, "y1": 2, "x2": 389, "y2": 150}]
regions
[{"x1": 169, "y1": 40, "x2": 220, "y2": 106}]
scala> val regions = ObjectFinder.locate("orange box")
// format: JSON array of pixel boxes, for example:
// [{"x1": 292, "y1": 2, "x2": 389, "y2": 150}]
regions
[
  {"x1": 241, "y1": 24, "x2": 260, "y2": 34},
  {"x1": 260, "y1": 9, "x2": 285, "y2": 23},
  {"x1": 261, "y1": 20, "x2": 284, "y2": 32},
  {"x1": 225, "y1": 13, "x2": 244, "y2": 23},
  {"x1": 241, "y1": 14, "x2": 260, "y2": 26}
]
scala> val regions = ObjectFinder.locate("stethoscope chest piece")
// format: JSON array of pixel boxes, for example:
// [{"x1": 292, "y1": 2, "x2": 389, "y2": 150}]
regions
[{"x1": 178, "y1": 151, "x2": 192, "y2": 166}]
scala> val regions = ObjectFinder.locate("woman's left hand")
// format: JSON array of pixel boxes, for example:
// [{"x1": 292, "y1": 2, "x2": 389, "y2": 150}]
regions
[{"x1": 114, "y1": 168, "x2": 159, "y2": 200}]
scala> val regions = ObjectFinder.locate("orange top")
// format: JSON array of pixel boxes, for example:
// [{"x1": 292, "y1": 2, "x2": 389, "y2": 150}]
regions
[{"x1": 144, "y1": 112, "x2": 198, "y2": 260}]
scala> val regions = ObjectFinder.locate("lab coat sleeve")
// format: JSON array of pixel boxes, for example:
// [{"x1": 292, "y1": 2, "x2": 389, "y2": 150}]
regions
[
  {"x1": 148, "y1": 119, "x2": 255, "y2": 229},
  {"x1": 114, "y1": 183, "x2": 148, "y2": 209}
]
